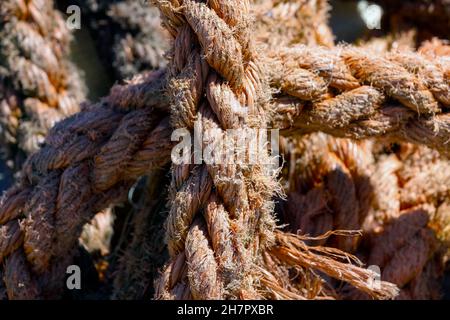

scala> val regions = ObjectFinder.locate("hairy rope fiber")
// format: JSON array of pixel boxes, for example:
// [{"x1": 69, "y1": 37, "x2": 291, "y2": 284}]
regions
[
  {"x1": 110, "y1": 0, "x2": 335, "y2": 299},
  {"x1": 365, "y1": 144, "x2": 449, "y2": 299},
  {"x1": 252, "y1": 0, "x2": 334, "y2": 49},
  {"x1": 65, "y1": 0, "x2": 172, "y2": 288},
  {"x1": 152, "y1": 0, "x2": 280, "y2": 299},
  {"x1": 282, "y1": 136, "x2": 449, "y2": 299},
  {"x1": 111, "y1": 170, "x2": 170, "y2": 299},
  {"x1": 152, "y1": 0, "x2": 399, "y2": 300},
  {"x1": 270, "y1": 44, "x2": 450, "y2": 156},
  {"x1": 0, "y1": 1, "x2": 446, "y2": 300},
  {"x1": 0, "y1": 0, "x2": 86, "y2": 175},
  {"x1": 0, "y1": 45, "x2": 447, "y2": 300},
  {"x1": 0, "y1": 70, "x2": 172, "y2": 299}
]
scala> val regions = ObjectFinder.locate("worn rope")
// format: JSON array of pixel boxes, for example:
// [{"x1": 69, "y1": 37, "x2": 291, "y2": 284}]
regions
[
  {"x1": 282, "y1": 136, "x2": 449, "y2": 299},
  {"x1": 369, "y1": 0, "x2": 450, "y2": 44},
  {"x1": 153, "y1": 0, "x2": 402, "y2": 300},
  {"x1": 0, "y1": 0, "x2": 85, "y2": 175},
  {"x1": 0, "y1": 70, "x2": 172, "y2": 299},
  {"x1": 252, "y1": 0, "x2": 334, "y2": 49},
  {"x1": 270, "y1": 44, "x2": 450, "y2": 156},
  {"x1": 152, "y1": 0, "x2": 279, "y2": 300},
  {"x1": 281, "y1": 133, "x2": 375, "y2": 253},
  {"x1": 359, "y1": 141, "x2": 450, "y2": 299},
  {"x1": 1, "y1": 1, "x2": 449, "y2": 300}
]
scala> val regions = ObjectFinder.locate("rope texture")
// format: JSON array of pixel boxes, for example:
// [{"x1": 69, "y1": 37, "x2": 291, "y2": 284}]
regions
[
  {"x1": 0, "y1": 0, "x2": 85, "y2": 176},
  {"x1": 152, "y1": 0, "x2": 279, "y2": 300},
  {"x1": 1, "y1": 0, "x2": 449, "y2": 300},
  {"x1": 270, "y1": 43, "x2": 450, "y2": 156},
  {"x1": 0, "y1": 71, "x2": 172, "y2": 299}
]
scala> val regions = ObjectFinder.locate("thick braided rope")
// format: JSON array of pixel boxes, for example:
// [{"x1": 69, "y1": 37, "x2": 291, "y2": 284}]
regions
[
  {"x1": 153, "y1": 0, "x2": 279, "y2": 299},
  {"x1": 270, "y1": 44, "x2": 450, "y2": 156},
  {"x1": 281, "y1": 133, "x2": 375, "y2": 253},
  {"x1": 0, "y1": 71, "x2": 172, "y2": 299},
  {"x1": 0, "y1": 0, "x2": 85, "y2": 172},
  {"x1": 281, "y1": 137, "x2": 449, "y2": 299},
  {"x1": 349, "y1": 204, "x2": 445, "y2": 300},
  {"x1": 353, "y1": 143, "x2": 449, "y2": 299},
  {"x1": 357, "y1": 44, "x2": 450, "y2": 298},
  {"x1": 252, "y1": 0, "x2": 334, "y2": 49}
]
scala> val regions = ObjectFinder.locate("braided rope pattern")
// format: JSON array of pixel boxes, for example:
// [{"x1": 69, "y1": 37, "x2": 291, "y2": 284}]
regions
[
  {"x1": 360, "y1": 142, "x2": 450, "y2": 299},
  {"x1": 153, "y1": 0, "x2": 278, "y2": 299},
  {"x1": 0, "y1": 71, "x2": 172, "y2": 299},
  {"x1": 270, "y1": 44, "x2": 450, "y2": 156},
  {"x1": 282, "y1": 136, "x2": 449, "y2": 299},
  {"x1": 281, "y1": 134, "x2": 374, "y2": 253},
  {"x1": 0, "y1": 0, "x2": 85, "y2": 172}
]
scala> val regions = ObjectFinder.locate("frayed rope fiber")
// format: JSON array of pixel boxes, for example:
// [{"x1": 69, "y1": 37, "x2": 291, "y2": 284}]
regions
[
  {"x1": 0, "y1": 0, "x2": 86, "y2": 173},
  {"x1": 0, "y1": 0, "x2": 449, "y2": 300}
]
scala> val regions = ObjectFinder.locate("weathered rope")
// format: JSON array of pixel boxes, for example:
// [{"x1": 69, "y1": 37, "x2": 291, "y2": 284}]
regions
[
  {"x1": 357, "y1": 30, "x2": 416, "y2": 54},
  {"x1": 1, "y1": 1, "x2": 448, "y2": 300},
  {"x1": 252, "y1": 0, "x2": 334, "y2": 49},
  {"x1": 347, "y1": 204, "x2": 445, "y2": 300},
  {"x1": 281, "y1": 133, "x2": 374, "y2": 253},
  {"x1": 0, "y1": 71, "x2": 172, "y2": 299},
  {"x1": 270, "y1": 44, "x2": 450, "y2": 156},
  {"x1": 152, "y1": 0, "x2": 278, "y2": 300},
  {"x1": 0, "y1": 0, "x2": 85, "y2": 175},
  {"x1": 282, "y1": 136, "x2": 449, "y2": 299},
  {"x1": 362, "y1": 143, "x2": 450, "y2": 299}
]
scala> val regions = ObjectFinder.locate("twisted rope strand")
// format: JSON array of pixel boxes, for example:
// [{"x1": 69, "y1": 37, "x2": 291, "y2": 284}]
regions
[
  {"x1": 270, "y1": 45, "x2": 450, "y2": 156},
  {"x1": 0, "y1": 0, "x2": 85, "y2": 173},
  {"x1": 1, "y1": 1, "x2": 449, "y2": 299},
  {"x1": 0, "y1": 71, "x2": 172, "y2": 299},
  {"x1": 153, "y1": 0, "x2": 278, "y2": 299}
]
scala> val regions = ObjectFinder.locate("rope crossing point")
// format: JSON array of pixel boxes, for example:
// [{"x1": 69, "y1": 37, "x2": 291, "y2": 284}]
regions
[{"x1": 0, "y1": 0, "x2": 449, "y2": 300}]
